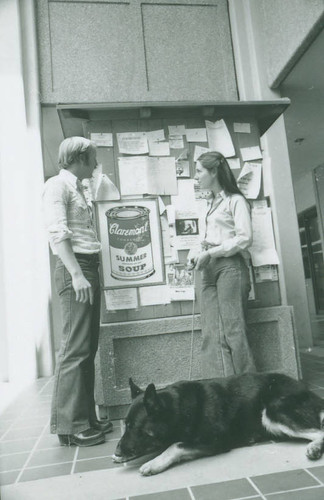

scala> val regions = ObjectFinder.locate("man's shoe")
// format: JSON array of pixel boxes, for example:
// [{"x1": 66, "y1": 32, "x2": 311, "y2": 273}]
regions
[
  {"x1": 58, "y1": 428, "x2": 105, "y2": 447},
  {"x1": 91, "y1": 419, "x2": 113, "y2": 434}
]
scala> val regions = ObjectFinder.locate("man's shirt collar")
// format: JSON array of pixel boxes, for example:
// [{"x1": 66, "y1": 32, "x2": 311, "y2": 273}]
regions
[{"x1": 59, "y1": 168, "x2": 79, "y2": 189}]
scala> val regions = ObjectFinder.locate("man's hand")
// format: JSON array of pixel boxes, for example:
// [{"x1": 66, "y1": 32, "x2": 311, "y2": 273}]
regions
[
  {"x1": 72, "y1": 273, "x2": 94, "y2": 305},
  {"x1": 195, "y1": 251, "x2": 211, "y2": 271}
]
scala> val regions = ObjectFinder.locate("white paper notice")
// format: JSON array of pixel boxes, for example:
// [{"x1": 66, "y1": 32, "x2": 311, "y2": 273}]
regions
[
  {"x1": 169, "y1": 134, "x2": 184, "y2": 149},
  {"x1": 233, "y1": 122, "x2": 251, "y2": 134},
  {"x1": 147, "y1": 130, "x2": 170, "y2": 156},
  {"x1": 186, "y1": 128, "x2": 207, "y2": 143},
  {"x1": 194, "y1": 145, "x2": 211, "y2": 162},
  {"x1": 139, "y1": 285, "x2": 171, "y2": 306},
  {"x1": 171, "y1": 179, "x2": 196, "y2": 209},
  {"x1": 90, "y1": 133, "x2": 113, "y2": 147},
  {"x1": 104, "y1": 288, "x2": 138, "y2": 311},
  {"x1": 166, "y1": 205, "x2": 176, "y2": 224},
  {"x1": 254, "y1": 265, "x2": 279, "y2": 283},
  {"x1": 117, "y1": 132, "x2": 148, "y2": 154},
  {"x1": 168, "y1": 125, "x2": 186, "y2": 136},
  {"x1": 237, "y1": 162, "x2": 262, "y2": 199},
  {"x1": 240, "y1": 145, "x2": 262, "y2": 161},
  {"x1": 249, "y1": 207, "x2": 280, "y2": 266},
  {"x1": 92, "y1": 173, "x2": 120, "y2": 201},
  {"x1": 118, "y1": 156, "x2": 177, "y2": 195},
  {"x1": 227, "y1": 158, "x2": 241, "y2": 170},
  {"x1": 161, "y1": 214, "x2": 172, "y2": 258},
  {"x1": 205, "y1": 119, "x2": 235, "y2": 157}
]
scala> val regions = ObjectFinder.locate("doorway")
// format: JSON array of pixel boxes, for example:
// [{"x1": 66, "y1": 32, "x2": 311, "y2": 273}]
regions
[{"x1": 298, "y1": 206, "x2": 324, "y2": 345}]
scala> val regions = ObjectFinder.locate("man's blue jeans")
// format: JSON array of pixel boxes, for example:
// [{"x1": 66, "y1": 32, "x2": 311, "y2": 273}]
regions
[
  {"x1": 50, "y1": 254, "x2": 100, "y2": 435},
  {"x1": 200, "y1": 254, "x2": 255, "y2": 378}
]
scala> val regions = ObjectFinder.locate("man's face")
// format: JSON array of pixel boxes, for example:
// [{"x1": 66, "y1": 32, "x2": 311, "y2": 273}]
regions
[{"x1": 80, "y1": 148, "x2": 98, "y2": 179}]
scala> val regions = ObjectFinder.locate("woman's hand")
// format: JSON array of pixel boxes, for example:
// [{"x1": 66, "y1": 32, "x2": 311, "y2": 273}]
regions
[
  {"x1": 187, "y1": 248, "x2": 200, "y2": 270},
  {"x1": 195, "y1": 250, "x2": 211, "y2": 271}
]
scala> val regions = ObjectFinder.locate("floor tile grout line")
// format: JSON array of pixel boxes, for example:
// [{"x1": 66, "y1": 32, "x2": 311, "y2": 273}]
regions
[
  {"x1": 1, "y1": 423, "x2": 51, "y2": 431},
  {"x1": 187, "y1": 486, "x2": 196, "y2": 500},
  {"x1": 265, "y1": 484, "x2": 324, "y2": 496},
  {"x1": 14, "y1": 417, "x2": 50, "y2": 483},
  {"x1": 1, "y1": 453, "x2": 123, "y2": 473},
  {"x1": 232, "y1": 496, "x2": 261, "y2": 500},
  {"x1": 0, "y1": 450, "x2": 36, "y2": 458},
  {"x1": 0, "y1": 436, "x2": 120, "y2": 456},
  {"x1": 0, "y1": 379, "x2": 52, "y2": 442},
  {"x1": 304, "y1": 467, "x2": 324, "y2": 485},
  {"x1": 0, "y1": 403, "x2": 44, "y2": 442},
  {"x1": 70, "y1": 446, "x2": 80, "y2": 475},
  {"x1": 246, "y1": 477, "x2": 267, "y2": 500},
  {"x1": 3, "y1": 460, "x2": 74, "y2": 474}
]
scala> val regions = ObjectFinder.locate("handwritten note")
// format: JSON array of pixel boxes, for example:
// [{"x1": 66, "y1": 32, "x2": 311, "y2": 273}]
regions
[
  {"x1": 147, "y1": 130, "x2": 170, "y2": 156},
  {"x1": 237, "y1": 162, "x2": 262, "y2": 199},
  {"x1": 118, "y1": 156, "x2": 177, "y2": 195}
]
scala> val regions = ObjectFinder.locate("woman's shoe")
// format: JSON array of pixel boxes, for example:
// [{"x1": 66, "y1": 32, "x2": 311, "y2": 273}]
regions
[
  {"x1": 58, "y1": 428, "x2": 105, "y2": 446},
  {"x1": 91, "y1": 419, "x2": 113, "y2": 434}
]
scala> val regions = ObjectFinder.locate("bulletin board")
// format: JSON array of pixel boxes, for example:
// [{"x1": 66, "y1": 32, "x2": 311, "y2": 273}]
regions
[{"x1": 57, "y1": 102, "x2": 289, "y2": 323}]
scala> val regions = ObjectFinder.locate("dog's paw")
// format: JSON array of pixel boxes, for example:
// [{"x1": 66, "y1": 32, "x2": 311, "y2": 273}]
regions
[
  {"x1": 306, "y1": 442, "x2": 323, "y2": 460},
  {"x1": 139, "y1": 458, "x2": 165, "y2": 476}
]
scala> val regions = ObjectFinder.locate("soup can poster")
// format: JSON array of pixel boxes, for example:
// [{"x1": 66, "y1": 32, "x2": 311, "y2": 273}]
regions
[
  {"x1": 96, "y1": 198, "x2": 165, "y2": 289},
  {"x1": 106, "y1": 206, "x2": 155, "y2": 281}
]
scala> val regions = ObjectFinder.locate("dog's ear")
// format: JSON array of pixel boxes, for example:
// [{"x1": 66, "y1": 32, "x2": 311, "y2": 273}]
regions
[
  {"x1": 143, "y1": 383, "x2": 163, "y2": 416},
  {"x1": 129, "y1": 378, "x2": 143, "y2": 399}
]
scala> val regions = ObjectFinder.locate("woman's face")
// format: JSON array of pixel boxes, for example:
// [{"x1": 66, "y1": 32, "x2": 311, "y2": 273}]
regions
[{"x1": 195, "y1": 161, "x2": 219, "y2": 191}]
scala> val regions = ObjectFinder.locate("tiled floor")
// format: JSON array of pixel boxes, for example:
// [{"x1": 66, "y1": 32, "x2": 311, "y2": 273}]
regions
[{"x1": 1, "y1": 349, "x2": 324, "y2": 499}]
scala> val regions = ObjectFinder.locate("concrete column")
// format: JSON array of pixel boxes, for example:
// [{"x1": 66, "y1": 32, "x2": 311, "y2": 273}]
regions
[
  {"x1": 228, "y1": 0, "x2": 312, "y2": 347},
  {"x1": 0, "y1": 0, "x2": 53, "y2": 383}
]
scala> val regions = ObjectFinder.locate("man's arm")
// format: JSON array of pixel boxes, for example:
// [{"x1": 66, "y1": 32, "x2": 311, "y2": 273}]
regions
[{"x1": 55, "y1": 239, "x2": 94, "y2": 305}]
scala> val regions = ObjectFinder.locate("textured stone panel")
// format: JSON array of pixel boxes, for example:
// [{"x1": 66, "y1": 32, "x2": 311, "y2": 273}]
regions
[
  {"x1": 113, "y1": 332, "x2": 202, "y2": 389},
  {"x1": 141, "y1": 2, "x2": 237, "y2": 100}
]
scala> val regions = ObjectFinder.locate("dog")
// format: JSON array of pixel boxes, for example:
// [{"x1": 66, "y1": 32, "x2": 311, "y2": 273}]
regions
[{"x1": 112, "y1": 372, "x2": 324, "y2": 476}]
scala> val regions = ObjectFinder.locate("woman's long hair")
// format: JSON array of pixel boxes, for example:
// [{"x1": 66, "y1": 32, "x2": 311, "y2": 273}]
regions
[{"x1": 197, "y1": 151, "x2": 245, "y2": 197}]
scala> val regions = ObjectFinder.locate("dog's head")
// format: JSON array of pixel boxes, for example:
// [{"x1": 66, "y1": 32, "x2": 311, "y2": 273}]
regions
[{"x1": 112, "y1": 379, "x2": 172, "y2": 463}]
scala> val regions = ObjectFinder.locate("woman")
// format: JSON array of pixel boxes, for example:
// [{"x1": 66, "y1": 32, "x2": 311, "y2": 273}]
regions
[{"x1": 190, "y1": 151, "x2": 255, "y2": 378}]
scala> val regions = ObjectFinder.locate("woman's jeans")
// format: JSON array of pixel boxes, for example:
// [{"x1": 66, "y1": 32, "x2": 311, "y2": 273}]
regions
[
  {"x1": 50, "y1": 254, "x2": 100, "y2": 435},
  {"x1": 200, "y1": 254, "x2": 255, "y2": 378}
]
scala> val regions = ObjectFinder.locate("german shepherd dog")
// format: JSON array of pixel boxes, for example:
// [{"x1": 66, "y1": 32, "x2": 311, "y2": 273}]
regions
[{"x1": 112, "y1": 373, "x2": 324, "y2": 476}]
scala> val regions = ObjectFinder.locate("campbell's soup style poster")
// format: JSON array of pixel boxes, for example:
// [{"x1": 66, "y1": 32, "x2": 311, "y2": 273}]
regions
[
  {"x1": 106, "y1": 206, "x2": 155, "y2": 280},
  {"x1": 96, "y1": 199, "x2": 165, "y2": 289}
]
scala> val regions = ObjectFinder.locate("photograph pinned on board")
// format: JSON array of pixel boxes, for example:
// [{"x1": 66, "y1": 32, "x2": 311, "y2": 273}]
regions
[
  {"x1": 167, "y1": 263, "x2": 195, "y2": 301},
  {"x1": 175, "y1": 218, "x2": 199, "y2": 236}
]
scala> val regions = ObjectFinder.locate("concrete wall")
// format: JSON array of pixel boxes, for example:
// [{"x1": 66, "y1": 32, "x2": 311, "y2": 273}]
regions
[
  {"x1": 0, "y1": 0, "x2": 53, "y2": 383},
  {"x1": 293, "y1": 172, "x2": 316, "y2": 214},
  {"x1": 36, "y1": 0, "x2": 237, "y2": 104},
  {"x1": 229, "y1": 0, "x2": 313, "y2": 347},
  {"x1": 255, "y1": 0, "x2": 324, "y2": 88}
]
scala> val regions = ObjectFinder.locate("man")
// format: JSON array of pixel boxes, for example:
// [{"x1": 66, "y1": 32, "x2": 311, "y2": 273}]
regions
[{"x1": 43, "y1": 137, "x2": 113, "y2": 446}]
